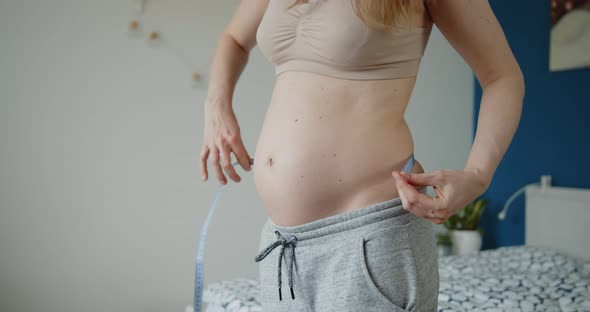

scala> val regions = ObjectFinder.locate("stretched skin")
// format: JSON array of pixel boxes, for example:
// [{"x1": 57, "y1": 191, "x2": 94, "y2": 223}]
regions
[{"x1": 200, "y1": 0, "x2": 524, "y2": 227}]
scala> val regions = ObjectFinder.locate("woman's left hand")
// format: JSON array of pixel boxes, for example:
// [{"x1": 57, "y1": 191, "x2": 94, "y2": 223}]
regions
[{"x1": 391, "y1": 169, "x2": 490, "y2": 224}]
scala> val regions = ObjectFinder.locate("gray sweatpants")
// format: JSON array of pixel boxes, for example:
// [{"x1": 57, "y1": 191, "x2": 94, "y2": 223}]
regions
[{"x1": 255, "y1": 187, "x2": 439, "y2": 312}]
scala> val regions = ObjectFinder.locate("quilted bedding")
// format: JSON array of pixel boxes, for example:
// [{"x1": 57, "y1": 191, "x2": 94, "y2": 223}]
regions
[{"x1": 199, "y1": 245, "x2": 590, "y2": 312}]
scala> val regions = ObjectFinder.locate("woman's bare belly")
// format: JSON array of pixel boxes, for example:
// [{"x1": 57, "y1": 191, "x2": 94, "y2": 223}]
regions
[{"x1": 252, "y1": 71, "x2": 426, "y2": 227}]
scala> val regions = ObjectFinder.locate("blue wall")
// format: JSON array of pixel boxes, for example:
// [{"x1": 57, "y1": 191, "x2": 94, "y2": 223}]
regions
[{"x1": 474, "y1": 0, "x2": 590, "y2": 249}]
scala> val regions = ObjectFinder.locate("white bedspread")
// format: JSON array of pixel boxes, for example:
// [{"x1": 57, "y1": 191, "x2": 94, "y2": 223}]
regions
[
  {"x1": 437, "y1": 245, "x2": 590, "y2": 311},
  {"x1": 200, "y1": 245, "x2": 590, "y2": 312}
]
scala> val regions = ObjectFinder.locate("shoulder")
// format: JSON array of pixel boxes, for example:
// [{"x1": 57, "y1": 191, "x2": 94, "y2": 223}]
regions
[{"x1": 423, "y1": 0, "x2": 523, "y2": 86}]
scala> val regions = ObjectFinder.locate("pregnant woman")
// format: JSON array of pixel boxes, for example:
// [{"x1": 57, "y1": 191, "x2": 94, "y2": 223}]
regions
[{"x1": 201, "y1": 0, "x2": 524, "y2": 311}]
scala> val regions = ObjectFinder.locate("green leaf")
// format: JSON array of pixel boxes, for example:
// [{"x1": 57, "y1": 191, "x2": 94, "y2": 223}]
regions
[{"x1": 445, "y1": 198, "x2": 488, "y2": 231}]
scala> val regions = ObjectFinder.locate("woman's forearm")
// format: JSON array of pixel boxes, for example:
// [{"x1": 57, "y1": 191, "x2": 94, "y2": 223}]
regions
[
  {"x1": 464, "y1": 70, "x2": 525, "y2": 189},
  {"x1": 206, "y1": 32, "x2": 250, "y2": 110}
]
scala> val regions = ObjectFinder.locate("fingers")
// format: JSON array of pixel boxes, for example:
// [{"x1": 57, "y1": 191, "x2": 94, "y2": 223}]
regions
[
  {"x1": 219, "y1": 141, "x2": 241, "y2": 183},
  {"x1": 202, "y1": 137, "x2": 251, "y2": 184},
  {"x1": 230, "y1": 135, "x2": 252, "y2": 172},
  {"x1": 401, "y1": 170, "x2": 445, "y2": 187},
  {"x1": 422, "y1": 207, "x2": 446, "y2": 224},
  {"x1": 210, "y1": 145, "x2": 227, "y2": 185},
  {"x1": 393, "y1": 171, "x2": 448, "y2": 221},
  {"x1": 393, "y1": 172, "x2": 436, "y2": 211},
  {"x1": 200, "y1": 145, "x2": 210, "y2": 181},
  {"x1": 426, "y1": 217, "x2": 445, "y2": 225},
  {"x1": 424, "y1": 204, "x2": 449, "y2": 222}
]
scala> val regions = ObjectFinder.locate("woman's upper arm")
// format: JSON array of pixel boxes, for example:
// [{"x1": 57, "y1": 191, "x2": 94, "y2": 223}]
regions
[
  {"x1": 424, "y1": 0, "x2": 523, "y2": 87},
  {"x1": 224, "y1": 0, "x2": 270, "y2": 52}
]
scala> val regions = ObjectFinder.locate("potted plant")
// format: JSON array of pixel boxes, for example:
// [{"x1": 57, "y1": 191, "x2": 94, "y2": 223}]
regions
[
  {"x1": 443, "y1": 198, "x2": 488, "y2": 255},
  {"x1": 435, "y1": 231, "x2": 452, "y2": 257}
]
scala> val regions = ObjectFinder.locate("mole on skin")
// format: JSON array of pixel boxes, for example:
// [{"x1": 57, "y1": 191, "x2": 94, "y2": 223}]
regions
[{"x1": 267, "y1": 157, "x2": 273, "y2": 167}]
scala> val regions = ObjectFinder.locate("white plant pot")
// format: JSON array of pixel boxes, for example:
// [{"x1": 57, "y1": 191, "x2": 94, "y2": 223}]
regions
[{"x1": 450, "y1": 230, "x2": 482, "y2": 255}]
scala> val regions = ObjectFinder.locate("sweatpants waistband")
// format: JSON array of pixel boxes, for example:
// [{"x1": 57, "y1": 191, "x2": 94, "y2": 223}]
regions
[{"x1": 265, "y1": 186, "x2": 429, "y2": 243}]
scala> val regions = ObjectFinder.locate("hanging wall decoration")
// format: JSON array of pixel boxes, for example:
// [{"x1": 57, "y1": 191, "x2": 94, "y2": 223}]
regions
[
  {"x1": 550, "y1": 0, "x2": 590, "y2": 71},
  {"x1": 127, "y1": 0, "x2": 203, "y2": 87}
]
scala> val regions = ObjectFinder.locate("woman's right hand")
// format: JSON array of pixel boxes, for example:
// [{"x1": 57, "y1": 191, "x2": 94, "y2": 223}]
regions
[{"x1": 200, "y1": 100, "x2": 252, "y2": 185}]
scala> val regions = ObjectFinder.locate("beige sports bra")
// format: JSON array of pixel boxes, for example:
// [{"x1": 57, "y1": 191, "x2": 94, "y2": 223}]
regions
[{"x1": 256, "y1": 0, "x2": 432, "y2": 80}]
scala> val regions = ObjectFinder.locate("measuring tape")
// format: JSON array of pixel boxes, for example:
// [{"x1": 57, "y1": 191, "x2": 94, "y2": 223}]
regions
[
  {"x1": 192, "y1": 157, "x2": 254, "y2": 312},
  {"x1": 192, "y1": 153, "x2": 414, "y2": 311}
]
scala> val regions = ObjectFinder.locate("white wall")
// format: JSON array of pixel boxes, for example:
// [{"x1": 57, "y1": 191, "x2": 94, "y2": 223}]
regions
[{"x1": 0, "y1": 1, "x2": 472, "y2": 311}]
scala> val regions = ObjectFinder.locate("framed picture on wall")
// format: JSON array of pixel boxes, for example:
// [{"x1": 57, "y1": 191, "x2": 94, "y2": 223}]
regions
[{"x1": 550, "y1": 0, "x2": 590, "y2": 71}]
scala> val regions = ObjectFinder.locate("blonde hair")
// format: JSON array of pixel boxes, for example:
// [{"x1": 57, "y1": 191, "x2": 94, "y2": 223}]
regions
[{"x1": 290, "y1": 0, "x2": 413, "y2": 29}]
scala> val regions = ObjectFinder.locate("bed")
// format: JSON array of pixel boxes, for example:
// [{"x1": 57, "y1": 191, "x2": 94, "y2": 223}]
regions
[{"x1": 190, "y1": 185, "x2": 590, "y2": 312}]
